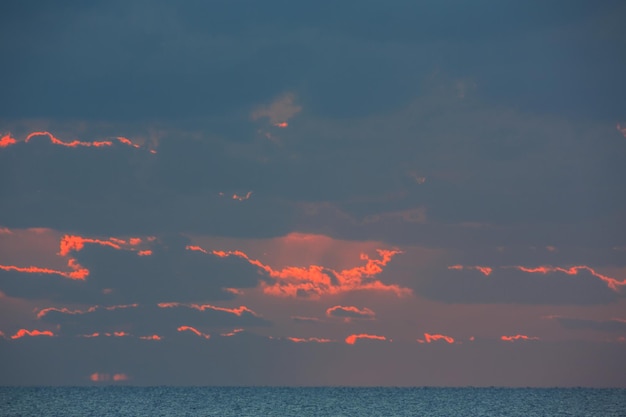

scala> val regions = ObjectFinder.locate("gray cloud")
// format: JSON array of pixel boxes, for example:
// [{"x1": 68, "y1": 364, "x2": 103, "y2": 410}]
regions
[{"x1": 416, "y1": 266, "x2": 622, "y2": 305}]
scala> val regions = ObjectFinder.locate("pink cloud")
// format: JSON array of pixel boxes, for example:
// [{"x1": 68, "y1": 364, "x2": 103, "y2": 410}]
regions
[
  {"x1": 344, "y1": 333, "x2": 387, "y2": 345},
  {"x1": 448, "y1": 265, "x2": 493, "y2": 276},
  {"x1": 287, "y1": 337, "x2": 333, "y2": 343},
  {"x1": 10, "y1": 329, "x2": 54, "y2": 339},
  {"x1": 422, "y1": 333, "x2": 455, "y2": 344},
  {"x1": 511, "y1": 265, "x2": 626, "y2": 291},
  {"x1": 205, "y1": 246, "x2": 410, "y2": 298},
  {"x1": 501, "y1": 334, "x2": 540, "y2": 342},
  {"x1": 326, "y1": 305, "x2": 375, "y2": 321},
  {"x1": 177, "y1": 325, "x2": 210, "y2": 339}
]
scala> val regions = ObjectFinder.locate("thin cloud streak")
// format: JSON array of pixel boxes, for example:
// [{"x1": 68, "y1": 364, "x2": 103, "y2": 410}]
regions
[{"x1": 344, "y1": 334, "x2": 387, "y2": 345}]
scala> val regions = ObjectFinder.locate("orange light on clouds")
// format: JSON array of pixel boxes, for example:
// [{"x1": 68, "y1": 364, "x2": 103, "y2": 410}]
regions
[
  {"x1": 326, "y1": 305, "x2": 375, "y2": 320},
  {"x1": 220, "y1": 328, "x2": 244, "y2": 337},
  {"x1": 137, "y1": 250, "x2": 152, "y2": 256},
  {"x1": 274, "y1": 122, "x2": 288, "y2": 128},
  {"x1": 512, "y1": 265, "x2": 626, "y2": 291},
  {"x1": 10, "y1": 329, "x2": 54, "y2": 339},
  {"x1": 177, "y1": 325, "x2": 210, "y2": 339},
  {"x1": 232, "y1": 191, "x2": 253, "y2": 201},
  {"x1": 90, "y1": 372, "x2": 129, "y2": 382},
  {"x1": 448, "y1": 265, "x2": 493, "y2": 276},
  {"x1": 185, "y1": 245, "x2": 209, "y2": 254},
  {"x1": 37, "y1": 303, "x2": 138, "y2": 319},
  {"x1": 0, "y1": 258, "x2": 89, "y2": 280},
  {"x1": 423, "y1": 333, "x2": 455, "y2": 344},
  {"x1": 287, "y1": 337, "x2": 333, "y2": 343},
  {"x1": 158, "y1": 302, "x2": 259, "y2": 317},
  {"x1": 344, "y1": 333, "x2": 387, "y2": 345},
  {"x1": 0, "y1": 131, "x2": 146, "y2": 150},
  {"x1": 139, "y1": 334, "x2": 162, "y2": 340},
  {"x1": 207, "y1": 247, "x2": 410, "y2": 298},
  {"x1": 0, "y1": 134, "x2": 17, "y2": 148},
  {"x1": 59, "y1": 234, "x2": 144, "y2": 256},
  {"x1": 501, "y1": 334, "x2": 540, "y2": 342}
]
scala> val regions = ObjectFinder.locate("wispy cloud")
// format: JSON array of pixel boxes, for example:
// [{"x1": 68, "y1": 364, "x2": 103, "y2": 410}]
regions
[
  {"x1": 418, "y1": 333, "x2": 455, "y2": 344},
  {"x1": 0, "y1": 131, "x2": 145, "y2": 150},
  {"x1": 501, "y1": 334, "x2": 539, "y2": 342},
  {"x1": 510, "y1": 265, "x2": 626, "y2": 291},
  {"x1": 448, "y1": 265, "x2": 493, "y2": 276},
  {"x1": 177, "y1": 325, "x2": 210, "y2": 339},
  {"x1": 287, "y1": 337, "x2": 333, "y2": 343},
  {"x1": 344, "y1": 333, "x2": 387, "y2": 345},
  {"x1": 9, "y1": 329, "x2": 54, "y2": 339},
  {"x1": 326, "y1": 305, "x2": 375, "y2": 321},
  {"x1": 251, "y1": 93, "x2": 302, "y2": 125}
]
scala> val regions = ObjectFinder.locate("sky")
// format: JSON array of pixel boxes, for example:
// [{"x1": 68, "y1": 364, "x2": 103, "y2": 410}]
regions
[{"x1": 1, "y1": 0, "x2": 625, "y2": 387}]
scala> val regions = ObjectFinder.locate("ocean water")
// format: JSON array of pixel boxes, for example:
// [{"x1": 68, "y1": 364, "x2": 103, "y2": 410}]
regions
[{"x1": 1, "y1": 387, "x2": 624, "y2": 417}]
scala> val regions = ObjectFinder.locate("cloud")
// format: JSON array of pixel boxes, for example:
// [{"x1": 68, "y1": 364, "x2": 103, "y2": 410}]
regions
[
  {"x1": 0, "y1": 259, "x2": 89, "y2": 280},
  {"x1": 209, "y1": 246, "x2": 410, "y2": 298},
  {"x1": 251, "y1": 93, "x2": 302, "y2": 125},
  {"x1": 344, "y1": 333, "x2": 387, "y2": 345},
  {"x1": 418, "y1": 264, "x2": 623, "y2": 304},
  {"x1": 509, "y1": 265, "x2": 626, "y2": 291},
  {"x1": 1, "y1": 131, "x2": 145, "y2": 150},
  {"x1": 90, "y1": 372, "x2": 129, "y2": 382},
  {"x1": 287, "y1": 337, "x2": 333, "y2": 343},
  {"x1": 177, "y1": 326, "x2": 210, "y2": 339},
  {"x1": 419, "y1": 333, "x2": 455, "y2": 344},
  {"x1": 9, "y1": 329, "x2": 54, "y2": 339},
  {"x1": 37, "y1": 302, "x2": 269, "y2": 337},
  {"x1": 326, "y1": 305, "x2": 375, "y2": 321},
  {"x1": 447, "y1": 265, "x2": 493, "y2": 276},
  {"x1": 0, "y1": 233, "x2": 263, "y2": 304},
  {"x1": 501, "y1": 335, "x2": 540, "y2": 342}
]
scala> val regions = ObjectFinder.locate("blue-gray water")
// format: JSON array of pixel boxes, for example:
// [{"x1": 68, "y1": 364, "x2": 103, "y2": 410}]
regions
[{"x1": 1, "y1": 387, "x2": 624, "y2": 416}]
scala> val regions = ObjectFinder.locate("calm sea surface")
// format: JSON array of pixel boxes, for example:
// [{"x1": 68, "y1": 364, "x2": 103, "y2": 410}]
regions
[{"x1": 1, "y1": 387, "x2": 624, "y2": 417}]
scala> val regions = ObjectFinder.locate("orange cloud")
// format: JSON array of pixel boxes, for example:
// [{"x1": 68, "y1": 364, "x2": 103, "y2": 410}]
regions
[
  {"x1": 0, "y1": 134, "x2": 17, "y2": 148},
  {"x1": 59, "y1": 234, "x2": 143, "y2": 256},
  {"x1": 207, "y1": 247, "x2": 409, "y2": 298},
  {"x1": 139, "y1": 334, "x2": 163, "y2": 340},
  {"x1": 0, "y1": 131, "x2": 145, "y2": 150},
  {"x1": 185, "y1": 245, "x2": 209, "y2": 254},
  {"x1": 326, "y1": 305, "x2": 375, "y2": 321},
  {"x1": 501, "y1": 334, "x2": 539, "y2": 342},
  {"x1": 220, "y1": 328, "x2": 244, "y2": 337},
  {"x1": 232, "y1": 191, "x2": 253, "y2": 201},
  {"x1": 0, "y1": 258, "x2": 89, "y2": 280},
  {"x1": 344, "y1": 333, "x2": 387, "y2": 345},
  {"x1": 448, "y1": 265, "x2": 493, "y2": 276},
  {"x1": 158, "y1": 302, "x2": 259, "y2": 317},
  {"x1": 10, "y1": 329, "x2": 54, "y2": 339},
  {"x1": 512, "y1": 265, "x2": 626, "y2": 291},
  {"x1": 274, "y1": 122, "x2": 288, "y2": 128},
  {"x1": 287, "y1": 337, "x2": 333, "y2": 343},
  {"x1": 423, "y1": 333, "x2": 455, "y2": 344},
  {"x1": 36, "y1": 303, "x2": 138, "y2": 319},
  {"x1": 90, "y1": 373, "x2": 129, "y2": 382},
  {"x1": 177, "y1": 325, "x2": 210, "y2": 339},
  {"x1": 137, "y1": 250, "x2": 152, "y2": 256}
]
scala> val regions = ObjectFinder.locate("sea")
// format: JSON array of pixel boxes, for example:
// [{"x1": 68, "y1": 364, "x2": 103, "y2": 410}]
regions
[{"x1": 1, "y1": 387, "x2": 625, "y2": 416}]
